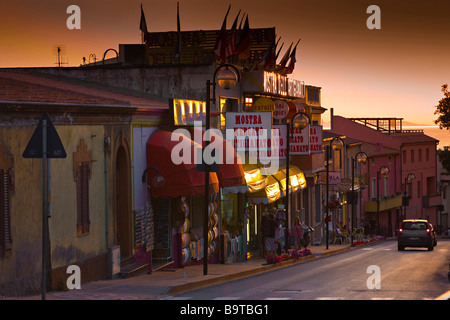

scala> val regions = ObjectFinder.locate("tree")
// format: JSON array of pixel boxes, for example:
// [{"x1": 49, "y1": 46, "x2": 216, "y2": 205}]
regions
[
  {"x1": 438, "y1": 148, "x2": 450, "y2": 173},
  {"x1": 434, "y1": 84, "x2": 450, "y2": 129}
]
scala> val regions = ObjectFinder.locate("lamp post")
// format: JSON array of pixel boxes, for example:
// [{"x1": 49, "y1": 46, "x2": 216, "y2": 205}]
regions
[
  {"x1": 403, "y1": 173, "x2": 416, "y2": 220},
  {"x1": 376, "y1": 166, "x2": 390, "y2": 235},
  {"x1": 285, "y1": 112, "x2": 311, "y2": 251},
  {"x1": 350, "y1": 152, "x2": 367, "y2": 246},
  {"x1": 204, "y1": 63, "x2": 240, "y2": 275},
  {"x1": 325, "y1": 136, "x2": 345, "y2": 250}
]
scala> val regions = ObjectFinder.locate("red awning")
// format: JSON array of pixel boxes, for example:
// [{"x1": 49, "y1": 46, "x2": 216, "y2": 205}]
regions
[
  {"x1": 146, "y1": 130, "x2": 219, "y2": 198},
  {"x1": 189, "y1": 127, "x2": 247, "y2": 193}
]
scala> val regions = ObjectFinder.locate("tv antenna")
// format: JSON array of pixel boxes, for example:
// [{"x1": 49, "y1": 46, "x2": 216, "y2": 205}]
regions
[{"x1": 52, "y1": 45, "x2": 68, "y2": 67}]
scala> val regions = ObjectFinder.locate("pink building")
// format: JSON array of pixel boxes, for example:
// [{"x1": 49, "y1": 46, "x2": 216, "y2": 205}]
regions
[{"x1": 331, "y1": 116, "x2": 440, "y2": 236}]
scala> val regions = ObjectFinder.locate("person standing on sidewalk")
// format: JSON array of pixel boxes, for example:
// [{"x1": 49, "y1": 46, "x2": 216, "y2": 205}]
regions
[
  {"x1": 263, "y1": 213, "x2": 277, "y2": 260},
  {"x1": 292, "y1": 216, "x2": 304, "y2": 250}
]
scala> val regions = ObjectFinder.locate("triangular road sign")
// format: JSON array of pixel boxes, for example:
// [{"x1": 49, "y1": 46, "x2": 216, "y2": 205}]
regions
[{"x1": 23, "y1": 113, "x2": 67, "y2": 158}]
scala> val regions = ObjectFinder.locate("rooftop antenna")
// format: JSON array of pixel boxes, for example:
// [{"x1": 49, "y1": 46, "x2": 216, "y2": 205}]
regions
[{"x1": 52, "y1": 45, "x2": 68, "y2": 67}]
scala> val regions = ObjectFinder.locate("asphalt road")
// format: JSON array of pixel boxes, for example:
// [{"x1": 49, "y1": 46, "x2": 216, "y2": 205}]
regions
[{"x1": 165, "y1": 239, "x2": 450, "y2": 300}]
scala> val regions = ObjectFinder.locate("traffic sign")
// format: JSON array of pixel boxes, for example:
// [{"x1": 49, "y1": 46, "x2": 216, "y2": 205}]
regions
[{"x1": 23, "y1": 113, "x2": 67, "y2": 158}]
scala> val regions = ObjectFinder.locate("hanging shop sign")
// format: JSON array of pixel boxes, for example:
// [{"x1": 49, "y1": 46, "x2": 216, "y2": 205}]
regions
[
  {"x1": 273, "y1": 100, "x2": 289, "y2": 120},
  {"x1": 171, "y1": 98, "x2": 206, "y2": 126},
  {"x1": 252, "y1": 97, "x2": 275, "y2": 112},
  {"x1": 225, "y1": 112, "x2": 272, "y2": 159},
  {"x1": 316, "y1": 171, "x2": 341, "y2": 186},
  {"x1": 264, "y1": 124, "x2": 323, "y2": 159}
]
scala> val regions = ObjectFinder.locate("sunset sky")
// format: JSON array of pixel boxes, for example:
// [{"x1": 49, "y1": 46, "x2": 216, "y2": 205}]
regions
[{"x1": 1, "y1": 0, "x2": 449, "y2": 125}]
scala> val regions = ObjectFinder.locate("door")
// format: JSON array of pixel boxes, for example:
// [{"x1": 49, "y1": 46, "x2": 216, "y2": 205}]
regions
[{"x1": 115, "y1": 145, "x2": 132, "y2": 258}]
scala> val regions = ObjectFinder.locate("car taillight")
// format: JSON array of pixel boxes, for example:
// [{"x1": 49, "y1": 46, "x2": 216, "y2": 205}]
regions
[
  {"x1": 426, "y1": 228, "x2": 430, "y2": 234},
  {"x1": 399, "y1": 228, "x2": 403, "y2": 234}
]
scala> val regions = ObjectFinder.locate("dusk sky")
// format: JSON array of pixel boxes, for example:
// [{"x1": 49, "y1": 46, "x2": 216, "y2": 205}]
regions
[{"x1": 1, "y1": 0, "x2": 449, "y2": 125}]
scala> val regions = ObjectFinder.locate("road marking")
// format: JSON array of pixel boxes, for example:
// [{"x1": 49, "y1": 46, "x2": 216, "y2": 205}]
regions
[
  {"x1": 362, "y1": 248, "x2": 373, "y2": 251},
  {"x1": 161, "y1": 296, "x2": 192, "y2": 300},
  {"x1": 265, "y1": 297, "x2": 291, "y2": 300}
]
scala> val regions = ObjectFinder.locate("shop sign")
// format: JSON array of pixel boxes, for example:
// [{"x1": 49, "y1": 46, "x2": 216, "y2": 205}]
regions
[
  {"x1": 225, "y1": 111, "x2": 272, "y2": 157},
  {"x1": 273, "y1": 100, "x2": 289, "y2": 120},
  {"x1": 264, "y1": 71, "x2": 305, "y2": 98},
  {"x1": 252, "y1": 97, "x2": 275, "y2": 112},
  {"x1": 266, "y1": 124, "x2": 323, "y2": 159},
  {"x1": 316, "y1": 171, "x2": 341, "y2": 186},
  {"x1": 171, "y1": 98, "x2": 206, "y2": 126}
]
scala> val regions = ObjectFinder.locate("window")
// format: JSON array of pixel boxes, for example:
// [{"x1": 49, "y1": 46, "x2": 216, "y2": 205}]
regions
[
  {"x1": 426, "y1": 148, "x2": 430, "y2": 161},
  {"x1": 417, "y1": 180, "x2": 421, "y2": 198},
  {"x1": 402, "y1": 150, "x2": 407, "y2": 164},
  {"x1": 426, "y1": 176, "x2": 435, "y2": 195},
  {"x1": 410, "y1": 149, "x2": 415, "y2": 163},
  {"x1": 74, "y1": 139, "x2": 92, "y2": 235},
  {"x1": 76, "y1": 162, "x2": 90, "y2": 235},
  {"x1": 384, "y1": 176, "x2": 389, "y2": 196},
  {"x1": 419, "y1": 149, "x2": 422, "y2": 162},
  {"x1": 371, "y1": 178, "x2": 376, "y2": 200},
  {"x1": 0, "y1": 169, "x2": 12, "y2": 257}
]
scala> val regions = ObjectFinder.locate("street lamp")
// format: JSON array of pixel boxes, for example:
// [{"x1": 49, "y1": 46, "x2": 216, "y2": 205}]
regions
[
  {"x1": 376, "y1": 166, "x2": 390, "y2": 235},
  {"x1": 142, "y1": 166, "x2": 166, "y2": 188},
  {"x1": 350, "y1": 151, "x2": 367, "y2": 246},
  {"x1": 285, "y1": 112, "x2": 311, "y2": 251},
  {"x1": 325, "y1": 136, "x2": 345, "y2": 250},
  {"x1": 204, "y1": 63, "x2": 240, "y2": 275},
  {"x1": 403, "y1": 173, "x2": 416, "y2": 220}
]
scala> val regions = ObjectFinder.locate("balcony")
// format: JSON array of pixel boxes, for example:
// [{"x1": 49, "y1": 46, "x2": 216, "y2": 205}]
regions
[
  {"x1": 422, "y1": 193, "x2": 441, "y2": 208},
  {"x1": 364, "y1": 194, "x2": 403, "y2": 212}
]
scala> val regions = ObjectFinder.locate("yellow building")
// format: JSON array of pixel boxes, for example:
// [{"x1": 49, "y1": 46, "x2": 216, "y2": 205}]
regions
[{"x1": 0, "y1": 70, "x2": 142, "y2": 296}]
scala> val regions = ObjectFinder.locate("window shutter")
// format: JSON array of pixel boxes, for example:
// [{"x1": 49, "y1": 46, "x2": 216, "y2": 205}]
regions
[
  {"x1": 76, "y1": 163, "x2": 90, "y2": 235},
  {"x1": 76, "y1": 165, "x2": 83, "y2": 235},
  {"x1": 0, "y1": 169, "x2": 12, "y2": 256},
  {"x1": 81, "y1": 163, "x2": 90, "y2": 234}
]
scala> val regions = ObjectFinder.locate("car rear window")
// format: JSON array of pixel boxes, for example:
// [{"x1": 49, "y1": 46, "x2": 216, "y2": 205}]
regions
[{"x1": 401, "y1": 222, "x2": 428, "y2": 230}]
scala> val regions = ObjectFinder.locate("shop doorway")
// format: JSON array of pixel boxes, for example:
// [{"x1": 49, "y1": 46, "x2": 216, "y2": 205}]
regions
[{"x1": 115, "y1": 145, "x2": 132, "y2": 259}]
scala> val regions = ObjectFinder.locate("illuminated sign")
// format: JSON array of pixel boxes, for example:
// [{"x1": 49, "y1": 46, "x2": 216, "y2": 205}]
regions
[
  {"x1": 264, "y1": 71, "x2": 305, "y2": 98},
  {"x1": 252, "y1": 97, "x2": 275, "y2": 112},
  {"x1": 172, "y1": 99, "x2": 206, "y2": 126},
  {"x1": 269, "y1": 124, "x2": 323, "y2": 158}
]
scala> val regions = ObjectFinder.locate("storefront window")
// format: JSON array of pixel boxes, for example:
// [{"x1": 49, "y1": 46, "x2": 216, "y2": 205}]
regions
[{"x1": 220, "y1": 193, "x2": 241, "y2": 237}]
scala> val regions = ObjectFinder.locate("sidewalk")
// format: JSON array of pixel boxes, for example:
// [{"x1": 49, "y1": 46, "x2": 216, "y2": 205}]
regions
[{"x1": 5, "y1": 240, "x2": 385, "y2": 300}]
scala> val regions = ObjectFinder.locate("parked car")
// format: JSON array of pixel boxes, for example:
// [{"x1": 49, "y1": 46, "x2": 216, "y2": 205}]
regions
[{"x1": 397, "y1": 219, "x2": 435, "y2": 251}]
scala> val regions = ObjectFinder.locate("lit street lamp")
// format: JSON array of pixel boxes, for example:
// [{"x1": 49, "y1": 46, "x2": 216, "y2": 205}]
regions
[
  {"x1": 376, "y1": 165, "x2": 390, "y2": 235},
  {"x1": 325, "y1": 136, "x2": 345, "y2": 250},
  {"x1": 403, "y1": 173, "x2": 416, "y2": 220},
  {"x1": 350, "y1": 151, "x2": 367, "y2": 246},
  {"x1": 285, "y1": 112, "x2": 311, "y2": 251},
  {"x1": 204, "y1": 63, "x2": 240, "y2": 275}
]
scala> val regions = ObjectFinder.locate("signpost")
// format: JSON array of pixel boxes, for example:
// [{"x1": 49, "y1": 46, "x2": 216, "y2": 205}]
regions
[{"x1": 22, "y1": 113, "x2": 66, "y2": 300}]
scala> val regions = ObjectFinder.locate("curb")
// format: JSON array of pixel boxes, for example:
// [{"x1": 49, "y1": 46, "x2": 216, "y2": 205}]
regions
[
  {"x1": 166, "y1": 239, "x2": 388, "y2": 296},
  {"x1": 167, "y1": 255, "x2": 316, "y2": 295}
]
